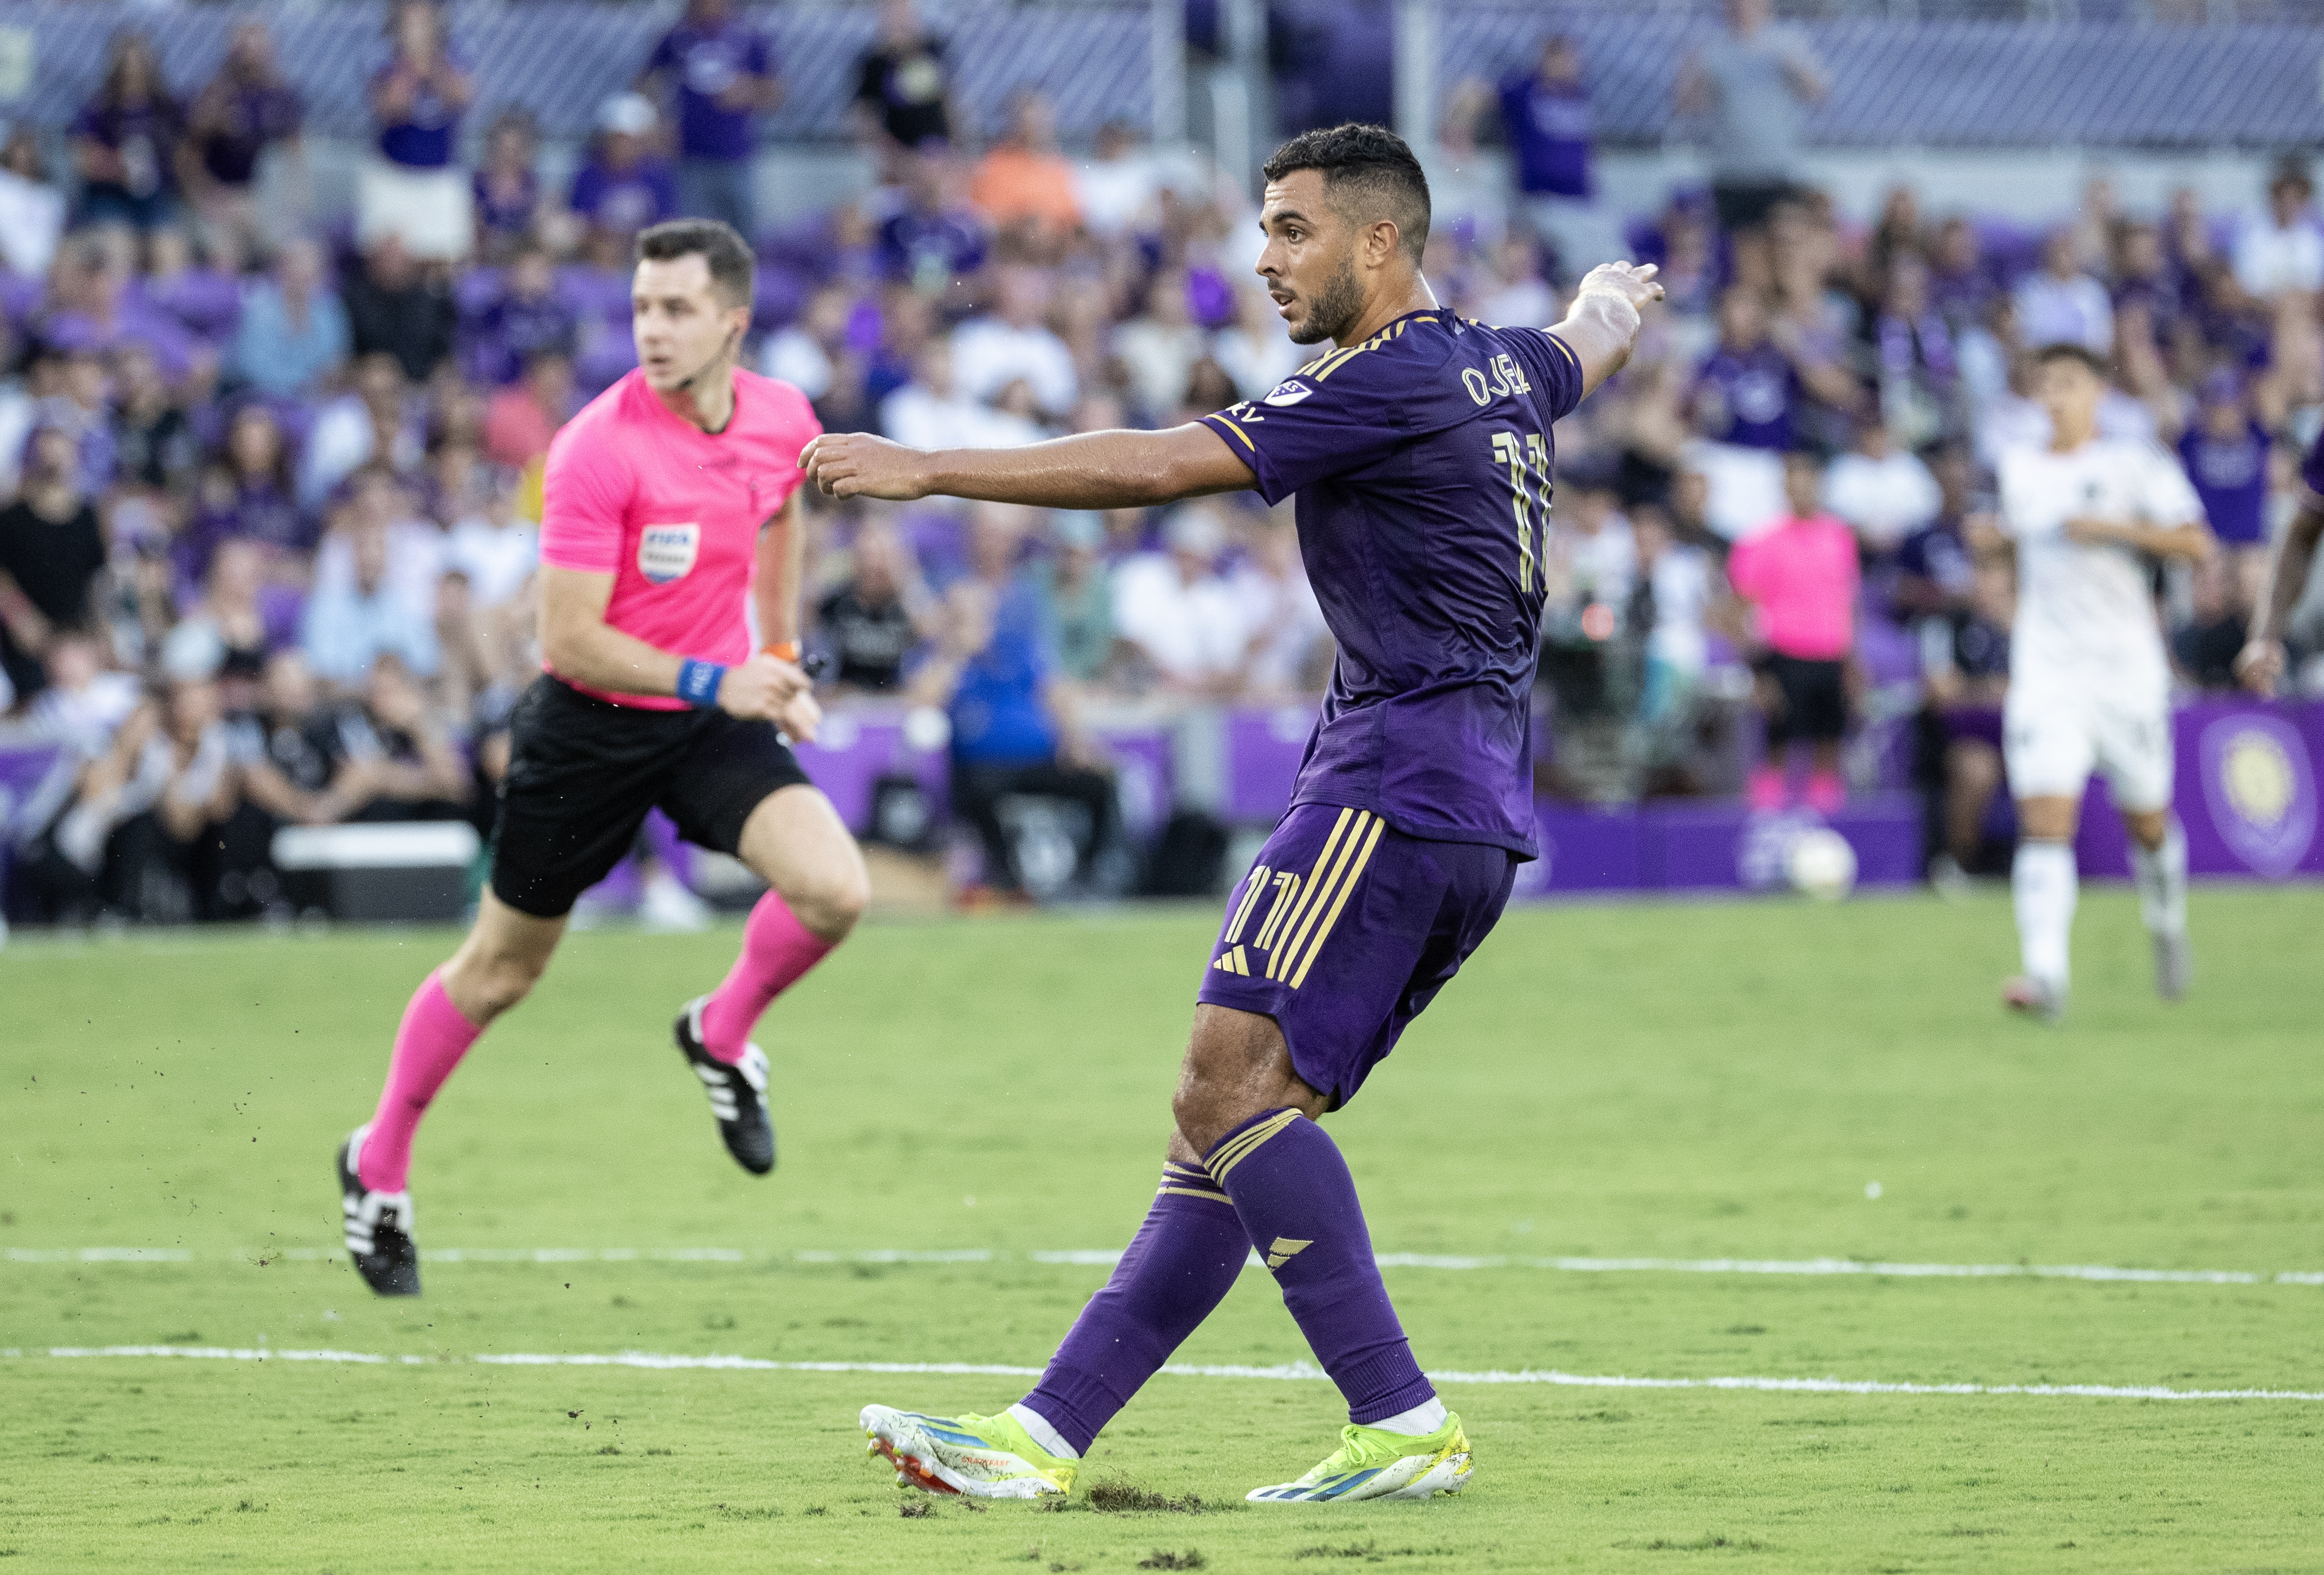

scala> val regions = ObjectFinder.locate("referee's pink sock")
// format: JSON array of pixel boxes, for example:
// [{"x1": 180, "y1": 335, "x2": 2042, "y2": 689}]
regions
[
  {"x1": 359, "y1": 971, "x2": 482, "y2": 1193},
  {"x1": 698, "y1": 892, "x2": 835, "y2": 1064}
]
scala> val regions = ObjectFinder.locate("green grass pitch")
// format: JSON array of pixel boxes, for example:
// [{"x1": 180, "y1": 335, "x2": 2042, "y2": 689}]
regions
[{"x1": 3, "y1": 885, "x2": 2320, "y2": 1571}]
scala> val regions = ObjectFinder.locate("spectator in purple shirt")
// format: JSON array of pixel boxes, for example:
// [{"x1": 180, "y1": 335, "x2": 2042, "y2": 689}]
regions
[
  {"x1": 139, "y1": 228, "x2": 243, "y2": 348},
  {"x1": 39, "y1": 237, "x2": 197, "y2": 386},
  {"x1": 182, "y1": 20, "x2": 305, "y2": 268},
  {"x1": 877, "y1": 147, "x2": 989, "y2": 294},
  {"x1": 471, "y1": 111, "x2": 544, "y2": 263},
  {"x1": 1498, "y1": 36, "x2": 1623, "y2": 285},
  {"x1": 464, "y1": 241, "x2": 579, "y2": 388},
  {"x1": 360, "y1": 0, "x2": 476, "y2": 262},
  {"x1": 72, "y1": 32, "x2": 184, "y2": 234},
  {"x1": 1690, "y1": 288, "x2": 1806, "y2": 451},
  {"x1": 641, "y1": 0, "x2": 780, "y2": 240},
  {"x1": 179, "y1": 404, "x2": 314, "y2": 591},
  {"x1": 568, "y1": 95, "x2": 679, "y2": 251},
  {"x1": 2178, "y1": 371, "x2": 2271, "y2": 559}
]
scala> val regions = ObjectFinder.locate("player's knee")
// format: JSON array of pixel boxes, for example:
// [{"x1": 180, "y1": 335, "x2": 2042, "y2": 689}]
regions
[{"x1": 788, "y1": 852, "x2": 870, "y2": 941}]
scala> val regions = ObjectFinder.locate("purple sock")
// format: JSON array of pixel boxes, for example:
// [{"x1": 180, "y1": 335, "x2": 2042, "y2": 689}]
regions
[
  {"x1": 1206, "y1": 1108, "x2": 1435, "y2": 1426},
  {"x1": 1022, "y1": 1161, "x2": 1251, "y2": 1454}
]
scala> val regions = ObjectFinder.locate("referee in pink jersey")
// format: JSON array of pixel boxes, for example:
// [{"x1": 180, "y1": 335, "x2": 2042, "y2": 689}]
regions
[{"x1": 335, "y1": 220, "x2": 868, "y2": 1295}]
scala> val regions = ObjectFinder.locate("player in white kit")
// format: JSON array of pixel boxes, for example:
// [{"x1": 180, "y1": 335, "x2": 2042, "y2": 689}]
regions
[{"x1": 1990, "y1": 344, "x2": 2213, "y2": 1019}]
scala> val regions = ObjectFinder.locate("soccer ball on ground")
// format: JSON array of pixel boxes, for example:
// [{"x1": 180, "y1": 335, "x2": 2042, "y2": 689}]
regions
[{"x1": 1786, "y1": 828, "x2": 1858, "y2": 901}]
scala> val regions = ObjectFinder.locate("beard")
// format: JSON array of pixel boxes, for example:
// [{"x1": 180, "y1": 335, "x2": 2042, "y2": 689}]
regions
[{"x1": 1286, "y1": 251, "x2": 1365, "y2": 345}]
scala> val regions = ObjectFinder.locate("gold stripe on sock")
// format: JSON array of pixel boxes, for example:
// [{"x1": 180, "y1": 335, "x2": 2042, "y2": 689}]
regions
[
  {"x1": 1156, "y1": 1185, "x2": 1235, "y2": 1205},
  {"x1": 1270, "y1": 812, "x2": 1371, "y2": 981},
  {"x1": 1206, "y1": 1108, "x2": 1302, "y2": 1184},
  {"x1": 1288, "y1": 815, "x2": 1387, "y2": 989}
]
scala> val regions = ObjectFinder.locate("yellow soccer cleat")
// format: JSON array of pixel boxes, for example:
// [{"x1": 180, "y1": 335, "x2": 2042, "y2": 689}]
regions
[{"x1": 1246, "y1": 1413, "x2": 1474, "y2": 1503}]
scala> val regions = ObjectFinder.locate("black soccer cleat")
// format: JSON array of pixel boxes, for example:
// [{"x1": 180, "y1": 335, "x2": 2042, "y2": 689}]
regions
[
  {"x1": 676, "y1": 997, "x2": 777, "y2": 1175},
  {"x1": 336, "y1": 1125, "x2": 421, "y2": 1297}
]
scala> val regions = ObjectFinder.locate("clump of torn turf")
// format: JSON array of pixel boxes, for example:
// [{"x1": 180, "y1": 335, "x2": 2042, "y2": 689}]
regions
[
  {"x1": 896, "y1": 1500, "x2": 932, "y2": 1518},
  {"x1": 1135, "y1": 1551, "x2": 1206, "y2": 1571},
  {"x1": 1088, "y1": 1478, "x2": 1213, "y2": 1514}
]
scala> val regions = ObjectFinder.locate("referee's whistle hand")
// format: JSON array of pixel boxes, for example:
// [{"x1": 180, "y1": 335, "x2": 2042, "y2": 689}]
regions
[
  {"x1": 800, "y1": 432, "x2": 933, "y2": 501},
  {"x1": 718, "y1": 653, "x2": 810, "y2": 723}
]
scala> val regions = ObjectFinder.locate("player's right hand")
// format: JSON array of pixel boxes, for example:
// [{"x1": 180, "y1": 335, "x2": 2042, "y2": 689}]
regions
[
  {"x1": 1575, "y1": 261, "x2": 1663, "y2": 311},
  {"x1": 716, "y1": 652, "x2": 810, "y2": 722},
  {"x1": 800, "y1": 433, "x2": 934, "y2": 501},
  {"x1": 2233, "y1": 637, "x2": 2286, "y2": 695}
]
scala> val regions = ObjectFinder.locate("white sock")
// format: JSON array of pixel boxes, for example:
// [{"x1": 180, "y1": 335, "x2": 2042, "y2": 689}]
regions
[
  {"x1": 1007, "y1": 1402, "x2": 1079, "y2": 1460},
  {"x1": 1366, "y1": 1396, "x2": 1449, "y2": 1437},
  {"x1": 2131, "y1": 818, "x2": 2187, "y2": 939},
  {"x1": 2012, "y1": 839, "x2": 2079, "y2": 988}
]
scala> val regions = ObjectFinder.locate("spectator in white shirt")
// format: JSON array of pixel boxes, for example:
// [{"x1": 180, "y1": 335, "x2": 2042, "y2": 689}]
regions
[
  {"x1": 2012, "y1": 230, "x2": 2113, "y2": 357},
  {"x1": 1474, "y1": 234, "x2": 1558, "y2": 330},
  {"x1": 1072, "y1": 119, "x2": 1156, "y2": 240},
  {"x1": 2231, "y1": 163, "x2": 2323, "y2": 300},
  {"x1": 949, "y1": 264, "x2": 1078, "y2": 419},
  {"x1": 1113, "y1": 270, "x2": 1205, "y2": 421},
  {"x1": 1111, "y1": 503, "x2": 1249, "y2": 695},
  {"x1": 1209, "y1": 284, "x2": 1304, "y2": 403},
  {"x1": 880, "y1": 341, "x2": 1043, "y2": 453},
  {"x1": 1822, "y1": 420, "x2": 1940, "y2": 556},
  {"x1": 1227, "y1": 519, "x2": 1329, "y2": 699}
]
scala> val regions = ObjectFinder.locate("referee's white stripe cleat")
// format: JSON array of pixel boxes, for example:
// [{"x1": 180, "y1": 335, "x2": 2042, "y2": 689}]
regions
[
  {"x1": 335, "y1": 1125, "x2": 420, "y2": 1297},
  {"x1": 674, "y1": 996, "x2": 776, "y2": 1174},
  {"x1": 1246, "y1": 1415, "x2": 1474, "y2": 1504}
]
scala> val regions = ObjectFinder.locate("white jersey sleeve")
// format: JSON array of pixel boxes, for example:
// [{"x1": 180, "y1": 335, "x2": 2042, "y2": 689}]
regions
[{"x1": 2128, "y1": 440, "x2": 2202, "y2": 527}]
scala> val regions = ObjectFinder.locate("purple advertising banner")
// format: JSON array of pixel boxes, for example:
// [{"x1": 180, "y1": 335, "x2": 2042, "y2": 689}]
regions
[{"x1": 2074, "y1": 699, "x2": 2324, "y2": 880}]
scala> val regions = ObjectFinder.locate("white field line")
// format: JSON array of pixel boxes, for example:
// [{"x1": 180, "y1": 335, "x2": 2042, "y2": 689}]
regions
[
  {"x1": 7, "y1": 1245, "x2": 2321, "y2": 1286},
  {"x1": 6, "y1": 1344, "x2": 2321, "y2": 1403}
]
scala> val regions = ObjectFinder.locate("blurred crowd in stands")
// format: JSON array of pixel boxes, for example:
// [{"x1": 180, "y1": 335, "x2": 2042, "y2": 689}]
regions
[{"x1": 4, "y1": 0, "x2": 2323, "y2": 924}]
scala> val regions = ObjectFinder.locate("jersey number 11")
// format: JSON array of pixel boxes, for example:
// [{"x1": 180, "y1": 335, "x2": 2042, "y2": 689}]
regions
[{"x1": 1490, "y1": 430, "x2": 1552, "y2": 593}]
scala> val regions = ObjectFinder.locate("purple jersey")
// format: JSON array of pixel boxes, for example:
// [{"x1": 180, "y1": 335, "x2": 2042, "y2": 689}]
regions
[
  {"x1": 2179, "y1": 420, "x2": 2269, "y2": 547},
  {"x1": 1498, "y1": 75, "x2": 1592, "y2": 200},
  {"x1": 1693, "y1": 341, "x2": 1798, "y2": 450},
  {"x1": 1201, "y1": 311, "x2": 1586, "y2": 857},
  {"x1": 649, "y1": 22, "x2": 772, "y2": 162}
]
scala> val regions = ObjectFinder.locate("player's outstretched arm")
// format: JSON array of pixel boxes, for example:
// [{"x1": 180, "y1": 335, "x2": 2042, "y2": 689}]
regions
[
  {"x1": 800, "y1": 423, "x2": 1255, "y2": 510},
  {"x1": 540, "y1": 565, "x2": 807, "y2": 723},
  {"x1": 2236, "y1": 496, "x2": 2324, "y2": 694},
  {"x1": 1547, "y1": 262, "x2": 1663, "y2": 400},
  {"x1": 2062, "y1": 513, "x2": 2213, "y2": 564}
]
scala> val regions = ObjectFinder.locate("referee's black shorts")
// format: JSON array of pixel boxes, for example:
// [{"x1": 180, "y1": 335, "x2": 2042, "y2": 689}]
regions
[
  {"x1": 1761, "y1": 653, "x2": 1849, "y2": 746},
  {"x1": 490, "y1": 675, "x2": 812, "y2": 918}
]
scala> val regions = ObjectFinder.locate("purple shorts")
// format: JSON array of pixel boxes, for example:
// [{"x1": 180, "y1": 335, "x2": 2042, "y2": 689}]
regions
[{"x1": 1196, "y1": 803, "x2": 1520, "y2": 1108}]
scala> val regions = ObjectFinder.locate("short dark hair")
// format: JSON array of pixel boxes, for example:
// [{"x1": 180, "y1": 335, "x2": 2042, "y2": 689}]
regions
[
  {"x1": 635, "y1": 218, "x2": 754, "y2": 308},
  {"x1": 2031, "y1": 341, "x2": 2108, "y2": 378},
  {"x1": 1261, "y1": 123, "x2": 1431, "y2": 264}
]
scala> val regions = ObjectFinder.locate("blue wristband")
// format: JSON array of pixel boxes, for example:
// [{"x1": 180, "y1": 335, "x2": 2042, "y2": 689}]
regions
[{"x1": 675, "y1": 659, "x2": 727, "y2": 709}]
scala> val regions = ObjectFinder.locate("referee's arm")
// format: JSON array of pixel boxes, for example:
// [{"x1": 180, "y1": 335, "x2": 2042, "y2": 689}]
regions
[
  {"x1": 538, "y1": 567, "x2": 805, "y2": 722},
  {"x1": 755, "y1": 488, "x2": 807, "y2": 657}
]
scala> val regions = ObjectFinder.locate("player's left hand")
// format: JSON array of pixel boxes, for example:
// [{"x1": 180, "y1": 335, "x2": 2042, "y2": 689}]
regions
[
  {"x1": 774, "y1": 687, "x2": 822, "y2": 745},
  {"x1": 800, "y1": 433, "x2": 935, "y2": 501},
  {"x1": 2233, "y1": 636, "x2": 2286, "y2": 695}
]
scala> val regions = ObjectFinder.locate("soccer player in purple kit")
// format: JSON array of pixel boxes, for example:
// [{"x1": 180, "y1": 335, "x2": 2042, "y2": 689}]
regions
[
  {"x1": 2235, "y1": 426, "x2": 2324, "y2": 696},
  {"x1": 803, "y1": 125, "x2": 1661, "y2": 1505}
]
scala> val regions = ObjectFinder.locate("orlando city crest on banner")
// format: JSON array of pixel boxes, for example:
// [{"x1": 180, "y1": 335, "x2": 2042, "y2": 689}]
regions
[{"x1": 2197, "y1": 712, "x2": 2318, "y2": 879}]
